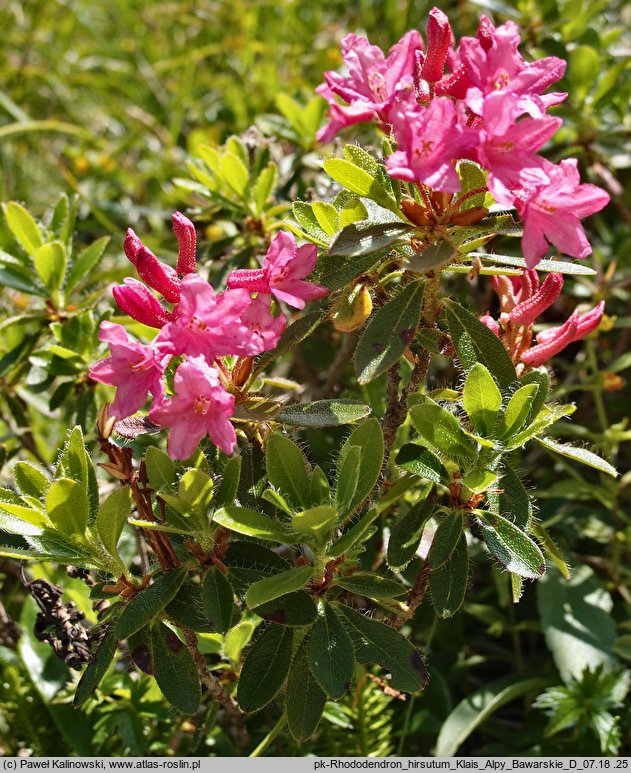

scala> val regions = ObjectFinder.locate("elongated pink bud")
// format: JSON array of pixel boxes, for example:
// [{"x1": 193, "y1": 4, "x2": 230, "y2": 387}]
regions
[
  {"x1": 522, "y1": 311, "x2": 579, "y2": 367},
  {"x1": 420, "y1": 8, "x2": 453, "y2": 83},
  {"x1": 510, "y1": 272, "x2": 563, "y2": 326},
  {"x1": 226, "y1": 268, "x2": 270, "y2": 294},
  {"x1": 476, "y1": 16, "x2": 496, "y2": 52},
  {"x1": 574, "y1": 300, "x2": 605, "y2": 340},
  {"x1": 124, "y1": 228, "x2": 144, "y2": 266},
  {"x1": 492, "y1": 274, "x2": 518, "y2": 313},
  {"x1": 516, "y1": 269, "x2": 539, "y2": 303},
  {"x1": 413, "y1": 49, "x2": 429, "y2": 103},
  {"x1": 480, "y1": 313, "x2": 501, "y2": 337},
  {"x1": 135, "y1": 245, "x2": 181, "y2": 304},
  {"x1": 172, "y1": 212, "x2": 197, "y2": 275},
  {"x1": 113, "y1": 278, "x2": 173, "y2": 329},
  {"x1": 435, "y1": 64, "x2": 471, "y2": 99}
]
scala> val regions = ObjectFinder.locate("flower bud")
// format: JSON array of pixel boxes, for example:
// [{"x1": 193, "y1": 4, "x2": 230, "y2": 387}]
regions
[
  {"x1": 476, "y1": 16, "x2": 496, "y2": 52},
  {"x1": 510, "y1": 272, "x2": 563, "y2": 326},
  {"x1": 521, "y1": 311, "x2": 579, "y2": 367},
  {"x1": 123, "y1": 228, "x2": 144, "y2": 266},
  {"x1": 420, "y1": 7, "x2": 453, "y2": 84},
  {"x1": 400, "y1": 198, "x2": 435, "y2": 228},
  {"x1": 226, "y1": 267, "x2": 270, "y2": 294},
  {"x1": 172, "y1": 212, "x2": 197, "y2": 275},
  {"x1": 134, "y1": 245, "x2": 181, "y2": 304},
  {"x1": 480, "y1": 313, "x2": 501, "y2": 337},
  {"x1": 112, "y1": 278, "x2": 173, "y2": 328}
]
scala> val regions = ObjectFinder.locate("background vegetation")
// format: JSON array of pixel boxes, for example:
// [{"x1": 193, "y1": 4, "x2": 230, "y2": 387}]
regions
[{"x1": 1, "y1": 0, "x2": 630, "y2": 757}]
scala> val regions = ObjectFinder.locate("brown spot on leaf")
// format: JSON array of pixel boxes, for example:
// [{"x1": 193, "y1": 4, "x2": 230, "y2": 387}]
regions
[
  {"x1": 261, "y1": 608, "x2": 287, "y2": 624},
  {"x1": 372, "y1": 341, "x2": 386, "y2": 353},
  {"x1": 131, "y1": 642, "x2": 154, "y2": 675},
  {"x1": 399, "y1": 328, "x2": 415, "y2": 346},
  {"x1": 410, "y1": 650, "x2": 429, "y2": 688},
  {"x1": 166, "y1": 631, "x2": 183, "y2": 654}
]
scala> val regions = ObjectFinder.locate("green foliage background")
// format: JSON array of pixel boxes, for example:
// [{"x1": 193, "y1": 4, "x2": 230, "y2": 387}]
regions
[{"x1": 1, "y1": 0, "x2": 631, "y2": 758}]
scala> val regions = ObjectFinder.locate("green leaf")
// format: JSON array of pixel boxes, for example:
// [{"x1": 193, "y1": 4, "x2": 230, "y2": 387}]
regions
[
  {"x1": 338, "y1": 195, "x2": 369, "y2": 228},
  {"x1": 13, "y1": 462, "x2": 50, "y2": 499},
  {"x1": 255, "y1": 590, "x2": 318, "y2": 627},
  {"x1": 537, "y1": 437, "x2": 618, "y2": 477},
  {"x1": 531, "y1": 522, "x2": 569, "y2": 580},
  {"x1": 355, "y1": 280, "x2": 424, "y2": 384},
  {"x1": 328, "y1": 506, "x2": 380, "y2": 558},
  {"x1": 96, "y1": 487, "x2": 131, "y2": 559},
  {"x1": 276, "y1": 400, "x2": 371, "y2": 428},
  {"x1": 291, "y1": 202, "x2": 331, "y2": 246},
  {"x1": 538, "y1": 566, "x2": 616, "y2": 683},
  {"x1": 323, "y1": 158, "x2": 397, "y2": 212},
  {"x1": 461, "y1": 468, "x2": 498, "y2": 494},
  {"x1": 338, "y1": 604, "x2": 428, "y2": 692},
  {"x1": 335, "y1": 446, "x2": 360, "y2": 517},
  {"x1": 165, "y1": 584, "x2": 214, "y2": 633},
  {"x1": 292, "y1": 505, "x2": 336, "y2": 541},
  {"x1": 286, "y1": 639, "x2": 326, "y2": 741},
  {"x1": 0, "y1": 511, "x2": 44, "y2": 536},
  {"x1": 328, "y1": 220, "x2": 411, "y2": 258},
  {"x1": 65, "y1": 236, "x2": 109, "y2": 292},
  {"x1": 266, "y1": 431, "x2": 310, "y2": 509},
  {"x1": 395, "y1": 443, "x2": 449, "y2": 483},
  {"x1": 202, "y1": 567, "x2": 234, "y2": 634},
  {"x1": 315, "y1": 248, "x2": 385, "y2": 292},
  {"x1": 308, "y1": 602, "x2": 355, "y2": 699},
  {"x1": 337, "y1": 419, "x2": 384, "y2": 514},
  {"x1": 223, "y1": 541, "x2": 291, "y2": 592},
  {"x1": 74, "y1": 620, "x2": 118, "y2": 707},
  {"x1": 435, "y1": 675, "x2": 549, "y2": 756},
  {"x1": 405, "y1": 240, "x2": 457, "y2": 274},
  {"x1": 387, "y1": 498, "x2": 434, "y2": 571},
  {"x1": 457, "y1": 161, "x2": 488, "y2": 209},
  {"x1": 45, "y1": 478, "x2": 88, "y2": 538},
  {"x1": 56, "y1": 426, "x2": 98, "y2": 520},
  {"x1": 568, "y1": 45, "x2": 600, "y2": 102},
  {"x1": 470, "y1": 252, "x2": 596, "y2": 276},
  {"x1": 430, "y1": 534, "x2": 468, "y2": 618},
  {"x1": 3, "y1": 201, "x2": 43, "y2": 256},
  {"x1": 177, "y1": 468, "x2": 214, "y2": 526},
  {"x1": 443, "y1": 298, "x2": 516, "y2": 391},
  {"x1": 506, "y1": 404, "x2": 575, "y2": 449},
  {"x1": 312, "y1": 201, "x2": 340, "y2": 237},
  {"x1": 220, "y1": 152, "x2": 249, "y2": 198},
  {"x1": 477, "y1": 511, "x2": 545, "y2": 579},
  {"x1": 333, "y1": 572, "x2": 406, "y2": 598},
  {"x1": 215, "y1": 455, "x2": 241, "y2": 507},
  {"x1": 237, "y1": 624, "x2": 294, "y2": 711},
  {"x1": 500, "y1": 383, "x2": 540, "y2": 439},
  {"x1": 463, "y1": 363, "x2": 502, "y2": 436},
  {"x1": 152, "y1": 622, "x2": 200, "y2": 714},
  {"x1": 245, "y1": 566, "x2": 313, "y2": 609},
  {"x1": 410, "y1": 401, "x2": 478, "y2": 461},
  {"x1": 252, "y1": 164, "x2": 278, "y2": 217},
  {"x1": 428, "y1": 512, "x2": 463, "y2": 568},
  {"x1": 34, "y1": 241, "x2": 67, "y2": 292},
  {"x1": 213, "y1": 506, "x2": 290, "y2": 544},
  {"x1": 487, "y1": 465, "x2": 531, "y2": 530},
  {"x1": 518, "y1": 368, "x2": 549, "y2": 423},
  {"x1": 310, "y1": 466, "x2": 331, "y2": 506},
  {"x1": 117, "y1": 569, "x2": 187, "y2": 640},
  {"x1": 144, "y1": 446, "x2": 176, "y2": 490},
  {"x1": 253, "y1": 310, "x2": 324, "y2": 376}
]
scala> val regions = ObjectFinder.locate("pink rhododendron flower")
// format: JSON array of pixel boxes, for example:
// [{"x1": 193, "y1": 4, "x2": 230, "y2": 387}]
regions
[
  {"x1": 155, "y1": 275, "x2": 262, "y2": 359},
  {"x1": 149, "y1": 357, "x2": 236, "y2": 459},
  {"x1": 89, "y1": 322, "x2": 167, "y2": 419},
  {"x1": 227, "y1": 231, "x2": 328, "y2": 310},
  {"x1": 171, "y1": 212, "x2": 197, "y2": 275},
  {"x1": 112, "y1": 278, "x2": 173, "y2": 329},
  {"x1": 241, "y1": 294, "x2": 287, "y2": 352},
  {"x1": 516, "y1": 159, "x2": 610, "y2": 268},
  {"x1": 317, "y1": 30, "x2": 422, "y2": 142},
  {"x1": 386, "y1": 99, "x2": 475, "y2": 192}
]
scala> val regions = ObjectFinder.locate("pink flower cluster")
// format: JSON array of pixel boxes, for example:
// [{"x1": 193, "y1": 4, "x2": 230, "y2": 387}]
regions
[
  {"x1": 90, "y1": 215, "x2": 327, "y2": 459},
  {"x1": 481, "y1": 269, "x2": 604, "y2": 368},
  {"x1": 318, "y1": 10, "x2": 609, "y2": 268}
]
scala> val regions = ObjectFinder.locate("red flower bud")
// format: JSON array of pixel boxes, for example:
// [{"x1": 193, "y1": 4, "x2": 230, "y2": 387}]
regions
[
  {"x1": 172, "y1": 212, "x2": 197, "y2": 275},
  {"x1": 134, "y1": 245, "x2": 181, "y2": 304},
  {"x1": 226, "y1": 267, "x2": 270, "y2": 294},
  {"x1": 510, "y1": 272, "x2": 563, "y2": 326},
  {"x1": 420, "y1": 7, "x2": 453, "y2": 84},
  {"x1": 112, "y1": 279, "x2": 173, "y2": 329}
]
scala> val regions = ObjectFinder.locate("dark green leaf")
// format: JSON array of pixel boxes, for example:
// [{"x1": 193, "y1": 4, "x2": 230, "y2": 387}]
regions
[
  {"x1": 333, "y1": 572, "x2": 406, "y2": 598},
  {"x1": 213, "y1": 506, "x2": 290, "y2": 543},
  {"x1": 430, "y1": 534, "x2": 468, "y2": 618},
  {"x1": 246, "y1": 565, "x2": 313, "y2": 609},
  {"x1": 308, "y1": 602, "x2": 355, "y2": 699},
  {"x1": 395, "y1": 444, "x2": 448, "y2": 483},
  {"x1": 266, "y1": 432, "x2": 310, "y2": 509},
  {"x1": 65, "y1": 236, "x2": 109, "y2": 292},
  {"x1": 410, "y1": 402, "x2": 478, "y2": 461},
  {"x1": 336, "y1": 419, "x2": 384, "y2": 514},
  {"x1": 405, "y1": 240, "x2": 457, "y2": 274},
  {"x1": 223, "y1": 541, "x2": 290, "y2": 592},
  {"x1": 202, "y1": 567, "x2": 234, "y2": 634},
  {"x1": 117, "y1": 569, "x2": 187, "y2": 640},
  {"x1": 328, "y1": 506, "x2": 380, "y2": 558},
  {"x1": 335, "y1": 446, "x2": 360, "y2": 517},
  {"x1": 152, "y1": 622, "x2": 201, "y2": 714},
  {"x1": 387, "y1": 499, "x2": 434, "y2": 571},
  {"x1": 310, "y1": 466, "x2": 331, "y2": 506},
  {"x1": 237, "y1": 624, "x2": 294, "y2": 711},
  {"x1": 253, "y1": 311, "x2": 324, "y2": 376},
  {"x1": 254, "y1": 590, "x2": 317, "y2": 627},
  {"x1": 443, "y1": 299, "x2": 516, "y2": 391},
  {"x1": 276, "y1": 400, "x2": 371, "y2": 428},
  {"x1": 355, "y1": 280, "x2": 424, "y2": 384},
  {"x1": 144, "y1": 446, "x2": 176, "y2": 490},
  {"x1": 477, "y1": 511, "x2": 545, "y2": 579},
  {"x1": 286, "y1": 639, "x2": 326, "y2": 741},
  {"x1": 166, "y1": 584, "x2": 215, "y2": 634},
  {"x1": 518, "y1": 368, "x2": 549, "y2": 424},
  {"x1": 215, "y1": 455, "x2": 242, "y2": 507},
  {"x1": 487, "y1": 465, "x2": 531, "y2": 530},
  {"x1": 338, "y1": 604, "x2": 428, "y2": 692},
  {"x1": 74, "y1": 621, "x2": 118, "y2": 707},
  {"x1": 428, "y1": 512, "x2": 464, "y2": 568},
  {"x1": 329, "y1": 220, "x2": 411, "y2": 259}
]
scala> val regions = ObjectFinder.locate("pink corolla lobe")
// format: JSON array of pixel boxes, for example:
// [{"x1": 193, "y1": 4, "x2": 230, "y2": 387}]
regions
[
  {"x1": 112, "y1": 278, "x2": 173, "y2": 329},
  {"x1": 227, "y1": 231, "x2": 328, "y2": 310},
  {"x1": 516, "y1": 159, "x2": 610, "y2": 268},
  {"x1": 149, "y1": 356, "x2": 237, "y2": 460},
  {"x1": 89, "y1": 322, "x2": 166, "y2": 420}
]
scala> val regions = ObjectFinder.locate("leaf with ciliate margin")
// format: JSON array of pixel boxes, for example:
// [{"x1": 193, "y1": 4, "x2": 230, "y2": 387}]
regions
[
  {"x1": 443, "y1": 298, "x2": 516, "y2": 392},
  {"x1": 337, "y1": 604, "x2": 428, "y2": 692},
  {"x1": 152, "y1": 622, "x2": 201, "y2": 715},
  {"x1": 308, "y1": 602, "x2": 355, "y2": 699},
  {"x1": 213, "y1": 506, "x2": 291, "y2": 544},
  {"x1": 486, "y1": 465, "x2": 531, "y2": 530},
  {"x1": 116, "y1": 569, "x2": 187, "y2": 640},
  {"x1": 46, "y1": 478, "x2": 88, "y2": 538},
  {"x1": 13, "y1": 462, "x2": 50, "y2": 499},
  {"x1": 430, "y1": 534, "x2": 468, "y2": 619},
  {"x1": 405, "y1": 240, "x2": 457, "y2": 274},
  {"x1": 286, "y1": 639, "x2": 327, "y2": 742},
  {"x1": 428, "y1": 512, "x2": 463, "y2": 569},
  {"x1": 410, "y1": 402, "x2": 478, "y2": 461},
  {"x1": 333, "y1": 573, "x2": 407, "y2": 598},
  {"x1": 328, "y1": 220, "x2": 412, "y2": 259},
  {"x1": 395, "y1": 443, "x2": 449, "y2": 483},
  {"x1": 254, "y1": 590, "x2": 317, "y2": 627},
  {"x1": 215, "y1": 455, "x2": 241, "y2": 507},
  {"x1": 3, "y1": 201, "x2": 43, "y2": 257},
  {"x1": 469, "y1": 252, "x2": 597, "y2": 276},
  {"x1": 335, "y1": 446, "x2": 360, "y2": 517},
  {"x1": 245, "y1": 565, "x2": 313, "y2": 610},
  {"x1": 237, "y1": 624, "x2": 294, "y2": 712},
  {"x1": 518, "y1": 368, "x2": 549, "y2": 424},
  {"x1": 336, "y1": 420, "x2": 384, "y2": 515},
  {"x1": 276, "y1": 400, "x2": 371, "y2": 428},
  {"x1": 387, "y1": 497, "x2": 434, "y2": 571},
  {"x1": 144, "y1": 446, "x2": 176, "y2": 491},
  {"x1": 265, "y1": 432, "x2": 310, "y2": 510},
  {"x1": 499, "y1": 383, "x2": 540, "y2": 440},
  {"x1": 323, "y1": 159, "x2": 398, "y2": 213},
  {"x1": 354, "y1": 280, "x2": 424, "y2": 385},
  {"x1": 203, "y1": 567, "x2": 234, "y2": 634},
  {"x1": 328, "y1": 506, "x2": 380, "y2": 558},
  {"x1": 463, "y1": 363, "x2": 502, "y2": 437},
  {"x1": 477, "y1": 511, "x2": 545, "y2": 579},
  {"x1": 96, "y1": 487, "x2": 131, "y2": 560},
  {"x1": 536, "y1": 436, "x2": 618, "y2": 478},
  {"x1": 74, "y1": 619, "x2": 119, "y2": 707}
]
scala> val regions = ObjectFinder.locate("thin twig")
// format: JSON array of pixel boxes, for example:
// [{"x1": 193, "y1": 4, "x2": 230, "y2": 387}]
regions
[{"x1": 182, "y1": 628, "x2": 249, "y2": 747}]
